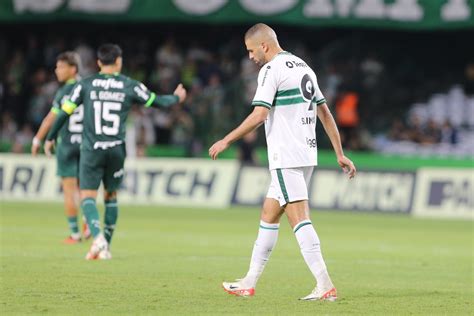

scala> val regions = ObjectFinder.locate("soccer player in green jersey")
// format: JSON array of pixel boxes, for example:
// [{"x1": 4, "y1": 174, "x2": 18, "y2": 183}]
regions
[
  {"x1": 32, "y1": 51, "x2": 90, "y2": 244},
  {"x1": 45, "y1": 44, "x2": 186, "y2": 260}
]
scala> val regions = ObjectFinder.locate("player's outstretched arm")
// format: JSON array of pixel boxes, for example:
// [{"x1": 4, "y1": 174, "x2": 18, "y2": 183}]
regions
[
  {"x1": 31, "y1": 111, "x2": 57, "y2": 156},
  {"x1": 147, "y1": 84, "x2": 187, "y2": 108},
  {"x1": 209, "y1": 106, "x2": 269, "y2": 160},
  {"x1": 317, "y1": 103, "x2": 356, "y2": 179}
]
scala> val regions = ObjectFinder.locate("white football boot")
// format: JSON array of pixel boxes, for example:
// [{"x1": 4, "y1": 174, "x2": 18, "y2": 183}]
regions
[
  {"x1": 98, "y1": 244, "x2": 112, "y2": 260},
  {"x1": 299, "y1": 286, "x2": 337, "y2": 301},
  {"x1": 222, "y1": 279, "x2": 255, "y2": 297},
  {"x1": 85, "y1": 234, "x2": 108, "y2": 260}
]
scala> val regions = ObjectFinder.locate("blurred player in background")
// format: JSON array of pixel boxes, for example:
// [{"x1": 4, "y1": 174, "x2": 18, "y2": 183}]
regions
[
  {"x1": 45, "y1": 44, "x2": 187, "y2": 260},
  {"x1": 31, "y1": 52, "x2": 90, "y2": 244},
  {"x1": 209, "y1": 23, "x2": 356, "y2": 301}
]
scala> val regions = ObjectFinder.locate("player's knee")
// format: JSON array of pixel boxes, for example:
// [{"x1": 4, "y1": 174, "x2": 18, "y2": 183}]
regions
[
  {"x1": 80, "y1": 190, "x2": 97, "y2": 200},
  {"x1": 104, "y1": 190, "x2": 117, "y2": 201},
  {"x1": 260, "y1": 211, "x2": 281, "y2": 224}
]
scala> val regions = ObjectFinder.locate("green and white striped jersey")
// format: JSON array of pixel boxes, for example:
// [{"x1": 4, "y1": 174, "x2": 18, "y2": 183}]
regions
[{"x1": 251, "y1": 51, "x2": 326, "y2": 170}]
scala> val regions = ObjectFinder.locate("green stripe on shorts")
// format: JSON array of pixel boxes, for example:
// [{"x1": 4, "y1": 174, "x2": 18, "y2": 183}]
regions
[{"x1": 276, "y1": 169, "x2": 289, "y2": 203}]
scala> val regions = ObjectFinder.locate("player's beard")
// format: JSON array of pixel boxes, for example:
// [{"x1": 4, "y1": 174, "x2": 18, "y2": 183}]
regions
[
  {"x1": 255, "y1": 52, "x2": 267, "y2": 67},
  {"x1": 256, "y1": 57, "x2": 266, "y2": 67}
]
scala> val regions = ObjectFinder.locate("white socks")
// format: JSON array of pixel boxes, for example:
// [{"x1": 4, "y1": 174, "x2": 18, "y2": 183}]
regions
[
  {"x1": 242, "y1": 220, "x2": 280, "y2": 288},
  {"x1": 241, "y1": 219, "x2": 333, "y2": 290},
  {"x1": 294, "y1": 220, "x2": 333, "y2": 290}
]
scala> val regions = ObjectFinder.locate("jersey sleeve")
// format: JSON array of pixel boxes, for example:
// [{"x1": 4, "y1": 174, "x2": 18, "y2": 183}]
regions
[
  {"x1": 62, "y1": 82, "x2": 83, "y2": 115},
  {"x1": 131, "y1": 80, "x2": 155, "y2": 106},
  {"x1": 312, "y1": 78, "x2": 326, "y2": 106},
  {"x1": 251, "y1": 64, "x2": 278, "y2": 109},
  {"x1": 50, "y1": 89, "x2": 63, "y2": 114},
  {"x1": 131, "y1": 80, "x2": 179, "y2": 108}
]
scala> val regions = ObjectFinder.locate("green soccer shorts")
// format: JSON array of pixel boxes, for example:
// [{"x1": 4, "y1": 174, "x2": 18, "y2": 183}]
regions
[
  {"x1": 79, "y1": 145, "x2": 126, "y2": 192},
  {"x1": 56, "y1": 143, "x2": 80, "y2": 178}
]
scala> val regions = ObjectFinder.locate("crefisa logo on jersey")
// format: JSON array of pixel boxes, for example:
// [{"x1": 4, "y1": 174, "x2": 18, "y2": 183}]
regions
[{"x1": 92, "y1": 78, "x2": 124, "y2": 90}]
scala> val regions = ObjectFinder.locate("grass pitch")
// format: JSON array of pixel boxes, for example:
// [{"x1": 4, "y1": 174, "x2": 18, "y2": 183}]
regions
[{"x1": 1, "y1": 202, "x2": 472, "y2": 315}]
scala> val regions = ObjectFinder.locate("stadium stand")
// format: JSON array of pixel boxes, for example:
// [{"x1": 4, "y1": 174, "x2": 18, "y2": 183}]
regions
[{"x1": 1, "y1": 25, "x2": 473, "y2": 158}]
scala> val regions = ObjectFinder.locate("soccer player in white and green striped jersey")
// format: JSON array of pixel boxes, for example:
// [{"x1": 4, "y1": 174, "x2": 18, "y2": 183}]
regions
[{"x1": 209, "y1": 23, "x2": 356, "y2": 301}]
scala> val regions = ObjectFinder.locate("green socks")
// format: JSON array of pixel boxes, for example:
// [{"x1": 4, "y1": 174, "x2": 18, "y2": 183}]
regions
[
  {"x1": 81, "y1": 198, "x2": 101, "y2": 238},
  {"x1": 104, "y1": 199, "x2": 118, "y2": 244},
  {"x1": 66, "y1": 216, "x2": 79, "y2": 235},
  {"x1": 80, "y1": 197, "x2": 119, "y2": 243}
]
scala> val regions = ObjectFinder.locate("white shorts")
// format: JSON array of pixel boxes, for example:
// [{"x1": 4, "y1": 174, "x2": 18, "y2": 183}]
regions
[{"x1": 266, "y1": 167, "x2": 314, "y2": 207}]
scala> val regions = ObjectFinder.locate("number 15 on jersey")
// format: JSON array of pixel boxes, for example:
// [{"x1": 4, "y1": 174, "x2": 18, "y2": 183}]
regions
[{"x1": 93, "y1": 101, "x2": 121, "y2": 135}]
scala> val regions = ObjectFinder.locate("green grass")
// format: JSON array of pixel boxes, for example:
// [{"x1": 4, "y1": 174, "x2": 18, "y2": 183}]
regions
[{"x1": 1, "y1": 202, "x2": 472, "y2": 315}]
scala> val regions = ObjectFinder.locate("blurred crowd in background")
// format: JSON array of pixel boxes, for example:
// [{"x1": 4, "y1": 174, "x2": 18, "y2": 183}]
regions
[{"x1": 1, "y1": 24, "x2": 473, "y2": 160}]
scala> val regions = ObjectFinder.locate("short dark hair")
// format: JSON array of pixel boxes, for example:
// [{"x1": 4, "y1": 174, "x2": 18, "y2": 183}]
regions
[
  {"x1": 245, "y1": 23, "x2": 270, "y2": 40},
  {"x1": 57, "y1": 51, "x2": 81, "y2": 71},
  {"x1": 97, "y1": 43, "x2": 122, "y2": 65}
]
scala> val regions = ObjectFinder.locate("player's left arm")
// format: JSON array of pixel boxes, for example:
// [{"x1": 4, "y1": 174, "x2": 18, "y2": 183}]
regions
[
  {"x1": 135, "y1": 82, "x2": 186, "y2": 108},
  {"x1": 209, "y1": 106, "x2": 269, "y2": 160},
  {"x1": 317, "y1": 103, "x2": 356, "y2": 179}
]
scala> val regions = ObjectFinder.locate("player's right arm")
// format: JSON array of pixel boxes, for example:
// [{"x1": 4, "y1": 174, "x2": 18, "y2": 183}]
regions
[
  {"x1": 209, "y1": 63, "x2": 276, "y2": 160},
  {"x1": 31, "y1": 89, "x2": 66, "y2": 155},
  {"x1": 31, "y1": 111, "x2": 56, "y2": 156},
  {"x1": 44, "y1": 83, "x2": 83, "y2": 156},
  {"x1": 209, "y1": 106, "x2": 268, "y2": 160}
]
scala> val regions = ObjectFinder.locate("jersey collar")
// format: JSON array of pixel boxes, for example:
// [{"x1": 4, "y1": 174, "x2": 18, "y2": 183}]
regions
[
  {"x1": 269, "y1": 50, "x2": 291, "y2": 63},
  {"x1": 99, "y1": 72, "x2": 120, "y2": 77}
]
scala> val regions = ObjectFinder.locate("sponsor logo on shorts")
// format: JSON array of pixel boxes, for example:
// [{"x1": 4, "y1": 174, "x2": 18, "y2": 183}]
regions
[
  {"x1": 113, "y1": 168, "x2": 124, "y2": 178},
  {"x1": 70, "y1": 134, "x2": 82, "y2": 144},
  {"x1": 93, "y1": 140, "x2": 123, "y2": 150}
]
